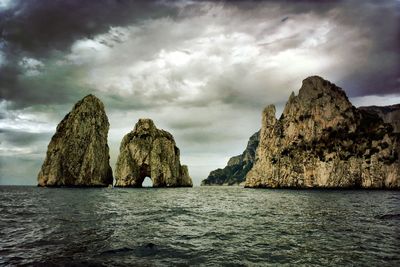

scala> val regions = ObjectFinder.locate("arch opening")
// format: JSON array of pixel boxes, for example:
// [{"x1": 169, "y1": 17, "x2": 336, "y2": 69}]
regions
[{"x1": 142, "y1": 176, "x2": 153, "y2": 187}]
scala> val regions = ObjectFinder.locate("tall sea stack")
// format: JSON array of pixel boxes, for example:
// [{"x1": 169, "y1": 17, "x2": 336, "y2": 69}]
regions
[
  {"x1": 114, "y1": 118, "x2": 193, "y2": 187},
  {"x1": 245, "y1": 76, "x2": 400, "y2": 189},
  {"x1": 38, "y1": 95, "x2": 113, "y2": 187}
]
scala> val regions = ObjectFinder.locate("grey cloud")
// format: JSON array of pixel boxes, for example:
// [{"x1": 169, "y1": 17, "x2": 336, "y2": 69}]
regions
[
  {"x1": 178, "y1": 130, "x2": 242, "y2": 145},
  {"x1": 0, "y1": 130, "x2": 51, "y2": 146},
  {"x1": 328, "y1": 0, "x2": 400, "y2": 96},
  {"x1": 1, "y1": 0, "x2": 399, "y2": 109},
  {"x1": 0, "y1": 58, "x2": 92, "y2": 107},
  {"x1": 99, "y1": 94, "x2": 150, "y2": 111},
  {"x1": 0, "y1": 0, "x2": 180, "y2": 107},
  {"x1": 167, "y1": 120, "x2": 213, "y2": 130},
  {"x1": 0, "y1": 155, "x2": 43, "y2": 184}
]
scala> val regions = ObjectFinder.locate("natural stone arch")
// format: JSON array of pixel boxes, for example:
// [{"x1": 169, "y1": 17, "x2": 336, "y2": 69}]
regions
[
  {"x1": 114, "y1": 119, "x2": 193, "y2": 187},
  {"x1": 138, "y1": 163, "x2": 152, "y2": 187}
]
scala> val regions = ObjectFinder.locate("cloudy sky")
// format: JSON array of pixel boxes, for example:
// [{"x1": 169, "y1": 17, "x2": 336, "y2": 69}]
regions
[{"x1": 0, "y1": 0, "x2": 399, "y2": 185}]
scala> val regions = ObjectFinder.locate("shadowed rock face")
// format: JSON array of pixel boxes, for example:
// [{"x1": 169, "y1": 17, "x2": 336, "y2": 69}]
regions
[
  {"x1": 201, "y1": 131, "x2": 260, "y2": 186},
  {"x1": 245, "y1": 76, "x2": 400, "y2": 189},
  {"x1": 38, "y1": 95, "x2": 113, "y2": 187},
  {"x1": 114, "y1": 119, "x2": 193, "y2": 187},
  {"x1": 359, "y1": 104, "x2": 400, "y2": 133}
]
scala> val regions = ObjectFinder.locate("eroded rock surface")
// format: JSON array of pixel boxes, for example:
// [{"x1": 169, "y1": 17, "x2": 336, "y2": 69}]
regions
[
  {"x1": 359, "y1": 104, "x2": 400, "y2": 133},
  {"x1": 201, "y1": 131, "x2": 259, "y2": 186},
  {"x1": 114, "y1": 119, "x2": 193, "y2": 187},
  {"x1": 245, "y1": 76, "x2": 400, "y2": 189},
  {"x1": 38, "y1": 95, "x2": 113, "y2": 187}
]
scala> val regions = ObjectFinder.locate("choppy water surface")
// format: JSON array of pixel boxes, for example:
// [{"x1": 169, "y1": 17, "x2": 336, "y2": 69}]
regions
[{"x1": 0, "y1": 186, "x2": 399, "y2": 266}]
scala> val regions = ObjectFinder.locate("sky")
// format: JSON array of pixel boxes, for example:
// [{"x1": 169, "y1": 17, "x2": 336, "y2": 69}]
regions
[{"x1": 0, "y1": 0, "x2": 399, "y2": 185}]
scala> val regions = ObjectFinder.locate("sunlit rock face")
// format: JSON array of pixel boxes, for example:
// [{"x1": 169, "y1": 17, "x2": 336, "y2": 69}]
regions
[
  {"x1": 38, "y1": 95, "x2": 113, "y2": 187},
  {"x1": 114, "y1": 119, "x2": 193, "y2": 187},
  {"x1": 245, "y1": 76, "x2": 400, "y2": 189},
  {"x1": 201, "y1": 131, "x2": 260, "y2": 186}
]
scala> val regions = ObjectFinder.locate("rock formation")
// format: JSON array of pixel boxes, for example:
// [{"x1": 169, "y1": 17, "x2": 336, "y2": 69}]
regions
[
  {"x1": 359, "y1": 104, "x2": 400, "y2": 133},
  {"x1": 245, "y1": 76, "x2": 400, "y2": 189},
  {"x1": 201, "y1": 131, "x2": 260, "y2": 186},
  {"x1": 114, "y1": 119, "x2": 193, "y2": 187},
  {"x1": 38, "y1": 95, "x2": 113, "y2": 187},
  {"x1": 201, "y1": 103, "x2": 399, "y2": 187}
]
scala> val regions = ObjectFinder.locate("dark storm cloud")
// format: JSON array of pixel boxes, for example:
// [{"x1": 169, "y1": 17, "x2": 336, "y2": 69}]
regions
[
  {"x1": 224, "y1": 0, "x2": 400, "y2": 97},
  {"x1": 0, "y1": 60, "x2": 92, "y2": 107},
  {"x1": 340, "y1": 70, "x2": 400, "y2": 98},
  {"x1": 326, "y1": 0, "x2": 400, "y2": 96},
  {"x1": 0, "y1": 0, "x2": 176, "y2": 56},
  {"x1": 0, "y1": 0, "x2": 178, "y2": 106},
  {"x1": 0, "y1": 129, "x2": 51, "y2": 146},
  {"x1": 1, "y1": 0, "x2": 399, "y2": 108}
]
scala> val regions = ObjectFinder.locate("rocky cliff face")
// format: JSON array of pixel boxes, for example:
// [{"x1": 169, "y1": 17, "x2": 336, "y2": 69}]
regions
[
  {"x1": 359, "y1": 104, "x2": 400, "y2": 133},
  {"x1": 245, "y1": 76, "x2": 400, "y2": 189},
  {"x1": 38, "y1": 95, "x2": 113, "y2": 187},
  {"x1": 114, "y1": 119, "x2": 193, "y2": 187},
  {"x1": 201, "y1": 131, "x2": 260, "y2": 185}
]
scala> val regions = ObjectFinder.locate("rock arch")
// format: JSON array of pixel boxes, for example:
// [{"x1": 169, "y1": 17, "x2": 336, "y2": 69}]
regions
[{"x1": 114, "y1": 119, "x2": 193, "y2": 187}]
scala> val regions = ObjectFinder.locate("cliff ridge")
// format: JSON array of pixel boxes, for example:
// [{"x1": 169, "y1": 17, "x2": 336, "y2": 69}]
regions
[
  {"x1": 201, "y1": 131, "x2": 260, "y2": 185},
  {"x1": 245, "y1": 76, "x2": 400, "y2": 189}
]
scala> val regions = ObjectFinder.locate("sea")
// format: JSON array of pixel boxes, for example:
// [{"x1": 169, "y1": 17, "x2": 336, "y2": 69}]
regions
[{"x1": 0, "y1": 186, "x2": 399, "y2": 266}]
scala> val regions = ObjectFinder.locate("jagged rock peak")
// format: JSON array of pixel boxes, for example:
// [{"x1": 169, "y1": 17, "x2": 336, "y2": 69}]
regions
[
  {"x1": 299, "y1": 76, "x2": 347, "y2": 97},
  {"x1": 115, "y1": 118, "x2": 192, "y2": 187},
  {"x1": 134, "y1": 118, "x2": 157, "y2": 133},
  {"x1": 80, "y1": 93, "x2": 100, "y2": 103},
  {"x1": 131, "y1": 118, "x2": 174, "y2": 140},
  {"x1": 287, "y1": 76, "x2": 351, "y2": 109},
  {"x1": 245, "y1": 76, "x2": 400, "y2": 189},
  {"x1": 262, "y1": 105, "x2": 277, "y2": 127},
  {"x1": 283, "y1": 76, "x2": 351, "y2": 115},
  {"x1": 70, "y1": 94, "x2": 105, "y2": 113},
  {"x1": 38, "y1": 94, "x2": 113, "y2": 187},
  {"x1": 282, "y1": 76, "x2": 358, "y2": 142}
]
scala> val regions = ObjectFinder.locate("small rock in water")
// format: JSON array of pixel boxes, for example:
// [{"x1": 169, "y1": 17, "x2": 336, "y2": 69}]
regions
[
  {"x1": 377, "y1": 214, "x2": 400, "y2": 220},
  {"x1": 129, "y1": 242, "x2": 159, "y2": 257},
  {"x1": 144, "y1": 242, "x2": 156, "y2": 249},
  {"x1": 100, "y1": 247, "x2": 133, "y2": 255}
]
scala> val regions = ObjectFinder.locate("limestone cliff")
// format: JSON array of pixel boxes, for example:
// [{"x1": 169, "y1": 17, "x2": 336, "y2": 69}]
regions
[
  {"x1": 245, "y1": 76, "x2": 400, "y2": 189},
  {"x1": 114, "y1": 119, "x2": 193, "y2": 187},
  {"x1": 201, "y1": 131, "x2": 260, "y2": 185},
  {"x1": 359, "y1": 104, "x2": 400, "y2": 133},
  {"x1": 38, "y1": 95, "x2": 113, "y2": 187}
]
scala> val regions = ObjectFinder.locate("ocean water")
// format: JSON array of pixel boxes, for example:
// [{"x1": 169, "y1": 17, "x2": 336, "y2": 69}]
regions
[{"x1": 0, "y1": 186, "x2": 399, "y2": 266}]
